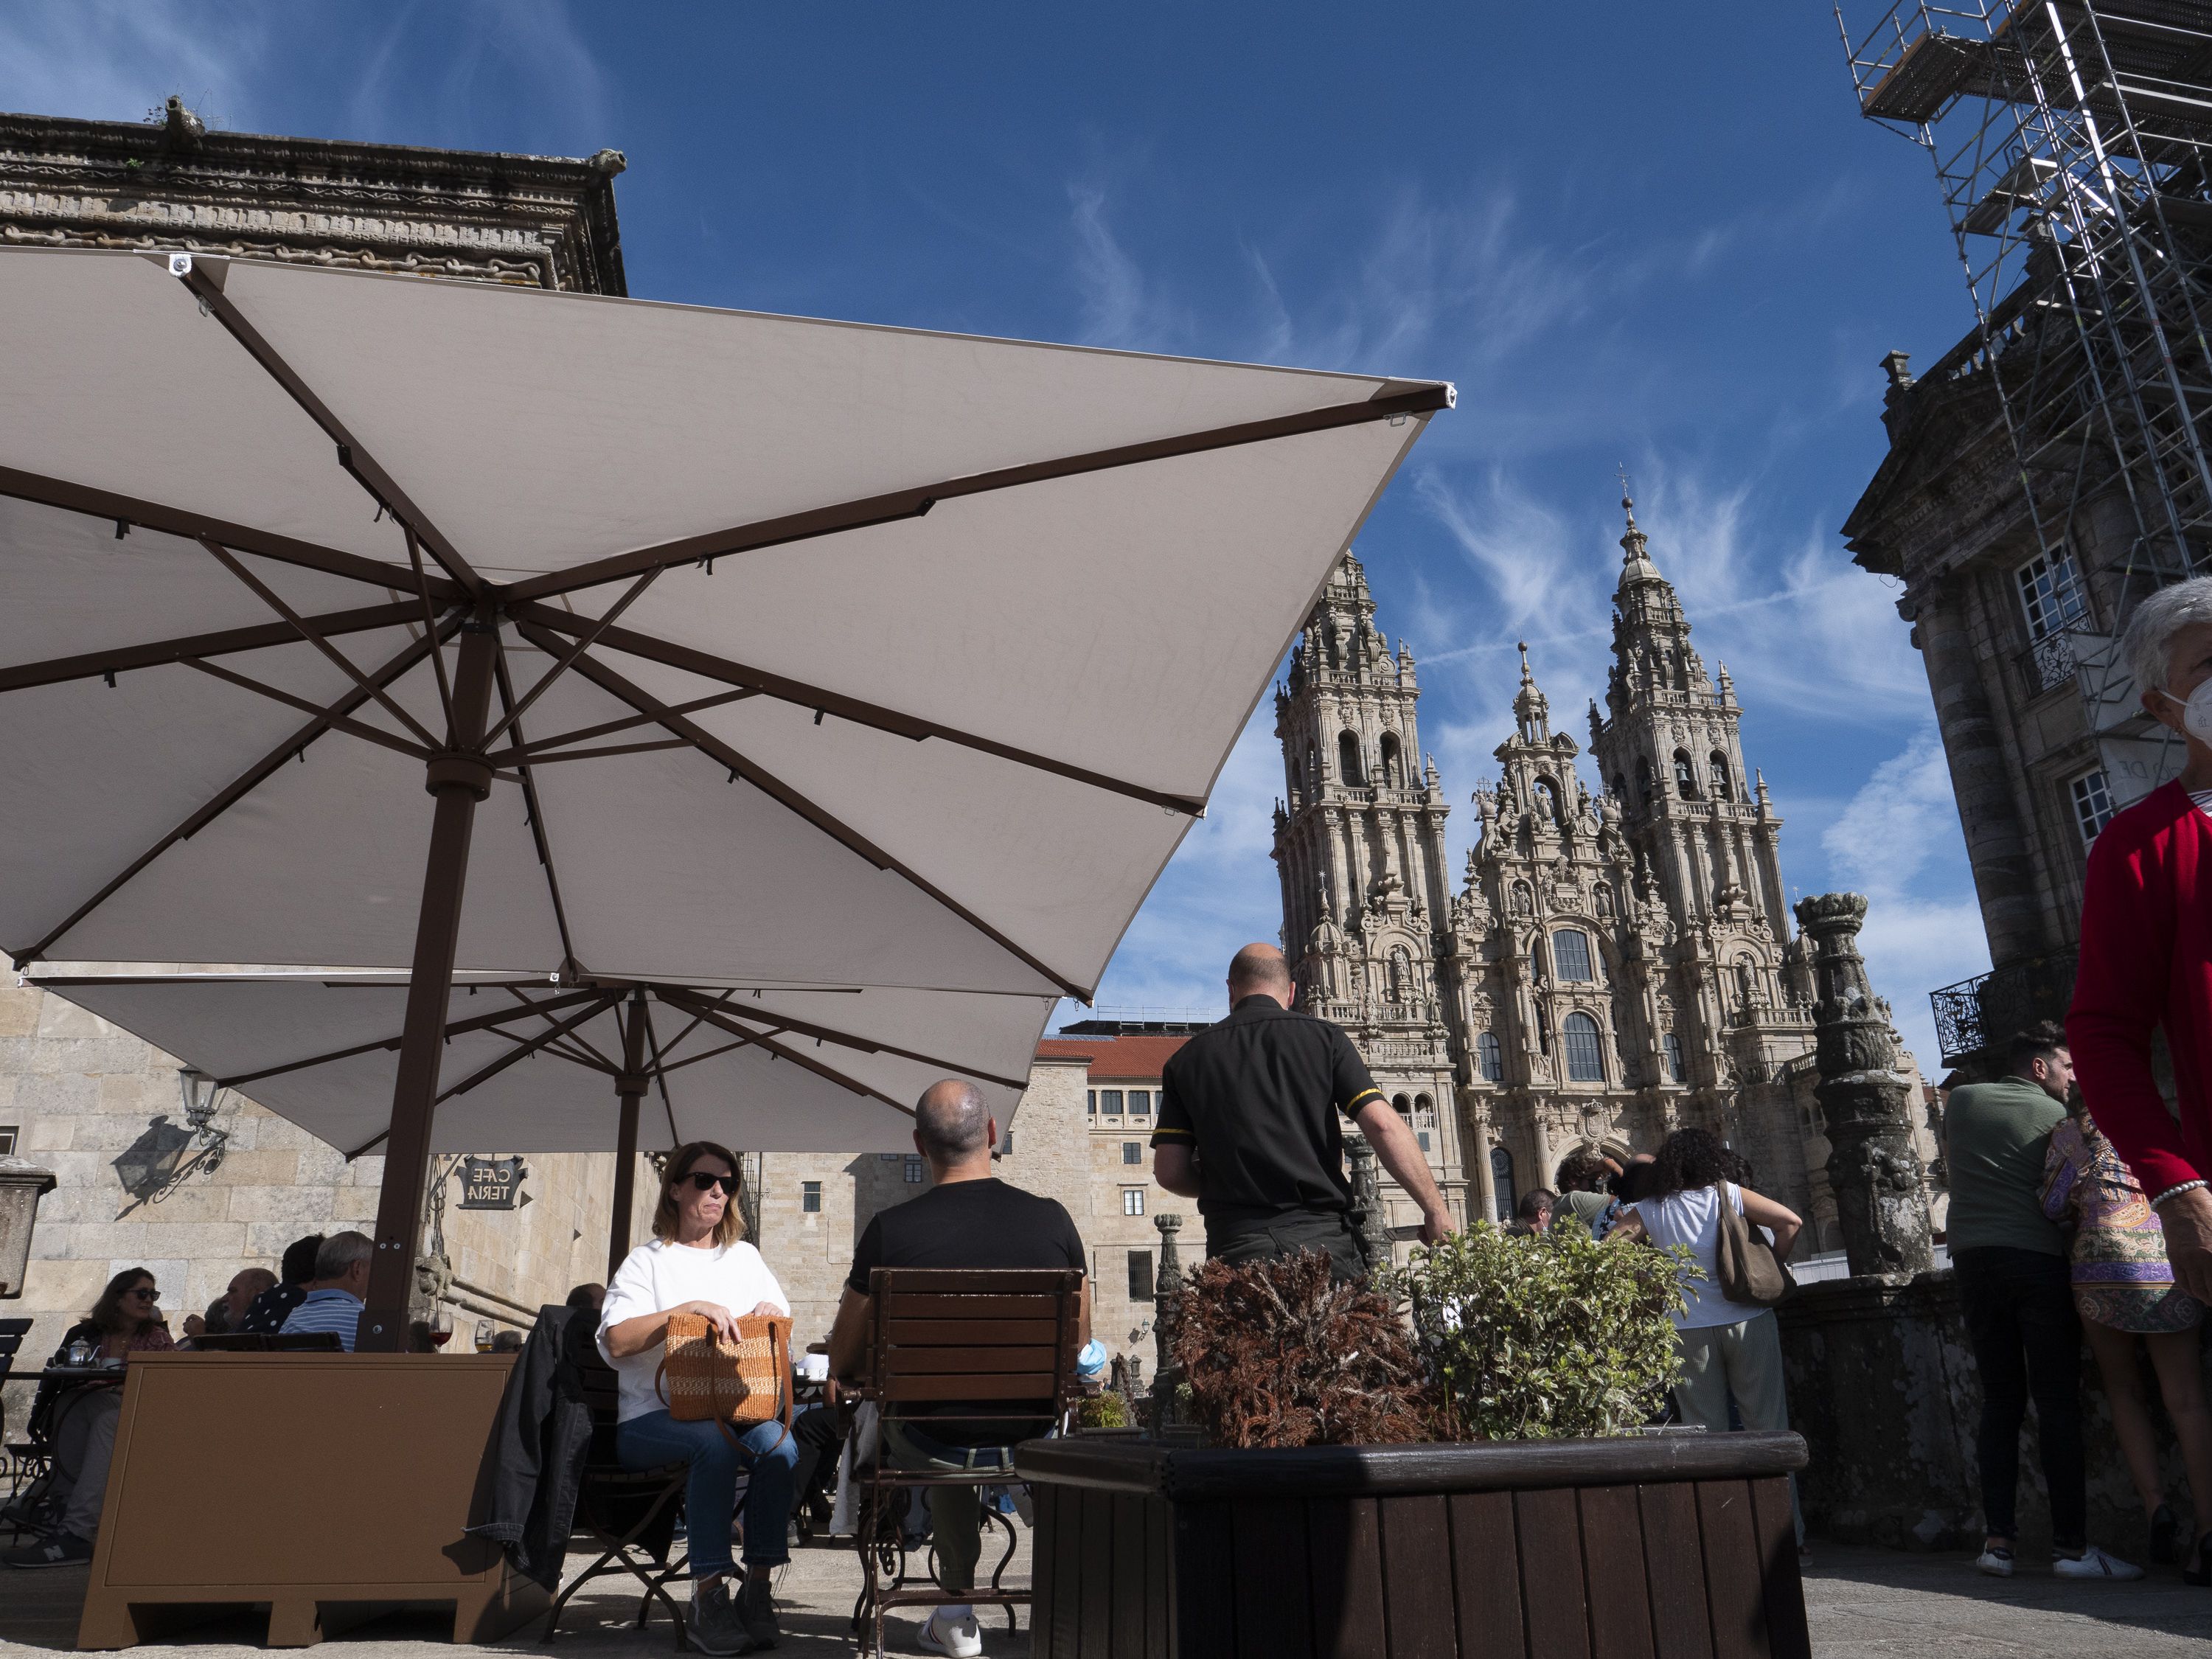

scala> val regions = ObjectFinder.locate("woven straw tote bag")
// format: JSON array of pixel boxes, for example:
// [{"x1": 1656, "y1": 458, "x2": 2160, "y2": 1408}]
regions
[{"x1": 655, "y1": 1311, "x2": 795, "y2": 1443}]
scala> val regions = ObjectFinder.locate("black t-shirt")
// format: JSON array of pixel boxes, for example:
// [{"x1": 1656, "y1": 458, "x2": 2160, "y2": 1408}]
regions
[
  {"x1": 1150, "y1": 995, "x2": 1382, "y2": 1224},
  {"x1": 848, "y1": 1178, "x2": 1086, "y2": 1444}
]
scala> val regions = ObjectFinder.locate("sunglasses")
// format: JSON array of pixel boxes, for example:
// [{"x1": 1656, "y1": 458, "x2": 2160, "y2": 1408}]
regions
[
  {"x1": 128, "y1": 1287, "x2": 159, "y2": 1300},
  {"x1": 681, "y1": 1171, "x2": 739, "y2": 1197}
]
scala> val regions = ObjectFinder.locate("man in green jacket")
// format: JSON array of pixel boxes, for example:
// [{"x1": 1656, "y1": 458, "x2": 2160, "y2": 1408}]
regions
[{"x1": 1946, "y1": 1022, "x2": 2138, "y2": 1581}]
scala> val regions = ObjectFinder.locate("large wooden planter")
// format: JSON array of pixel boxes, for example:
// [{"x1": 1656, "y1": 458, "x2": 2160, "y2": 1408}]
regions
[
  {"x1": 77, "y1": 1351, "x2": 546, "y2": 1649},
  {"x1": 1014, "y1": 1429, "x2": 1809, "y2": 1659}
]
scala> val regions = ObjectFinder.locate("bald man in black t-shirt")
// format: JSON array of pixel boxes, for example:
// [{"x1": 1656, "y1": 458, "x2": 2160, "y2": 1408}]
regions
[{"x1": 1152, "y1": 942, "x2": 1457, "y2": 1279}]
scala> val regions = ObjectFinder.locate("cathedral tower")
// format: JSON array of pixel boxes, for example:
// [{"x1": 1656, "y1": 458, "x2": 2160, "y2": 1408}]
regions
[{"x1": 1271, "y1": 554, "x2": 1467, "y2": 1237}]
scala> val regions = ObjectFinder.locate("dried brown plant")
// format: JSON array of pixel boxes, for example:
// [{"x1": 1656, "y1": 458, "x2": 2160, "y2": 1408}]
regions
[{"x1": 1169, "y1": 1249, "x2": 1443, "y2": 1448}]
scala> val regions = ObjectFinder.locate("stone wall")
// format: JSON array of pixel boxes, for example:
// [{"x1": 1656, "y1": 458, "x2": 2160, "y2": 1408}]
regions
[
  {"x1": 1, "y1": 978, "x2": 634, "y2": 1421},
  {"x1": 1780, "y1": 1270, "x2": 2183, "y2": 1557}
]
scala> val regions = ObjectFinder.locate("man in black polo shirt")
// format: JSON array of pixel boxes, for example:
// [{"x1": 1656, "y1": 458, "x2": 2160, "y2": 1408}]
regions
[
  {"x1": 826, "y1": 1079, "x2": 1088, "y2": 1658},
  {"x1": 1152, "y1": 942, "x2": 1456, "y2": 1279}
]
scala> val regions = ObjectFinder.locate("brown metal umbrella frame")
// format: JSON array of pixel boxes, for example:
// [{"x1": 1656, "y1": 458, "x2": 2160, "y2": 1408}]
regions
[{"x1": 3, "y1": 252, "x2": 1450, "y2": 1346}]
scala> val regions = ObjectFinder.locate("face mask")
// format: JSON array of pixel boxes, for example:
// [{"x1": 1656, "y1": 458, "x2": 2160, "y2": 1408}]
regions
[{"x1": 2160, "y1": 681, "x2": 2212, "y2": 745}]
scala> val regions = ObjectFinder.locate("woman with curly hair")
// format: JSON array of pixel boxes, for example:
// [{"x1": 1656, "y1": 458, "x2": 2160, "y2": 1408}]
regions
[
  {"x1": 1607, "y1": 1130, "x2": 1803, "y2": 1493},
  {"x1": 4, "y1": 1267, "x2": 173, "y2": 1570}
]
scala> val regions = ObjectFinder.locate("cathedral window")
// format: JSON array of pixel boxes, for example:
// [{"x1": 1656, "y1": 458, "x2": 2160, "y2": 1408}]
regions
[
  {"x1": 1672, "y1": 750, "x2": 1700, "y2": 799},
  {"x1": 1393, "y1": 1093, "x2": 1412, "y2": 1112},
  {"x1": 1663, "y1": 1031, "x2": 1686, "y2": 1083},
  {"x1": 1379, "y1": 732, "x2": 1402, "y2": 787},
  {"x1": 1709, "y1": 752, "x2": 1731, "y2": 801},
  {"x1": 1477, "y1": 1032, "x2": 1503, "y2": 1082},
  {"x1": 2015, "y1": 549, "x2": 2087, "y2": 641},
  {"x1": 1551, "y1": 930, "x2": 1593, "y2": 982},
  {"x1": 1562, "y1": 1012, "x2": 1604, "y2": 1082},
  {"x1": 1490, "y1": 1147, "x2": 1516, "y2": 1221},
  {"x1": 1338, "y1": 731, "x2": 1363, "y2": 786}
]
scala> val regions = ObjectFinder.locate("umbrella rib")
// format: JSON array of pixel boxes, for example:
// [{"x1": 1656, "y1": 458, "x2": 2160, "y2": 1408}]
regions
[
  {"x1": 481, "y1": 738, "x2": 695, "y2": 766},
  {"x1": 503, "y1": 381, "x2": 1453, "y2": 605},
  {"x1": 405, "y1": 525, "x2": 456, "y2": 730},
  {"x1": 664, "y1": 993, "x2": 915, "y2": 1115},
  {"x1": 0, "y1": 599, "x2": 436, "y2": 695},
  {"x1": 509, "y1": 602, "x2": 1202, "y2": 815},
  {"x1": 0, "y1": 463, "x2": 456, "y2": 600},
  {"x1": 649, "y1": 1034, "x2": 759, "y2": 1077},
  {"x1": 180, "y1": 658, "x2": 434, "y2": 762},
  {"x1": 479, "y1": 567, "x2": 661, "y2": 748},
  {"x1": 491, "y1": 651, "x2": 583, "y2": 978},
  {"x1": 199, "y1": 538, "x2": 445, "y2": 751},
  {"x1": 212, "y1": 987, "x2": 610, "y2": 1088},
  {"x1": 639, "y1": 1001, "x2": 683, "y2": 1147},
  {"x1": 507, "y1": 985, "x2": 622, "y2": 1073},
  {"x1": 657, "y1": 984, "x2": 1029, "y2": 1091},
  {"x1": 524, "y1": 630, "x2": 1089, "y2": 1001},
  {"x1": 7, "y1": 619, "x2": 455, "y2": 967},
  {"x1": 176, "y1": 263, "x2": 483, "y2": 598},
  {"x1": 497, "y1": 690, "x2": 759, "y2": 759}
]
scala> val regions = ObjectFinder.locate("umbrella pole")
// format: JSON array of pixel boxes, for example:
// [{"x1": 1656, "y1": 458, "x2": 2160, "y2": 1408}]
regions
[
  {"x1": 360, "y1": 619, "x2": 500, "y2": 1352},
  {"x1": 608, "y1": 987, "x2": 650, "y2": 1281}
]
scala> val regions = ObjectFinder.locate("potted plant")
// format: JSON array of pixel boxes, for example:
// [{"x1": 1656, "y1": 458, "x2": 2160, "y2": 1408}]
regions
[{"x1": 1015, "y1": 1224, "x2": 1810, "y2": 1658}]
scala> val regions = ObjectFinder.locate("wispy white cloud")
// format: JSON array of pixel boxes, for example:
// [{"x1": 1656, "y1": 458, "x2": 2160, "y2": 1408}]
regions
[{"x1": 0, "y1": 0, "x2": 268, "y2": 130}]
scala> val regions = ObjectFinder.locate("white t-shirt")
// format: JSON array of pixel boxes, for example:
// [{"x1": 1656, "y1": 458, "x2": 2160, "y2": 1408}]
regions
[
  {"x1": 597, "y1": 1238, "x2": 790, "y2": 1422},
  {"x1": 1630, "y1": 1182, "x2": 1761, "y2": 1330}
]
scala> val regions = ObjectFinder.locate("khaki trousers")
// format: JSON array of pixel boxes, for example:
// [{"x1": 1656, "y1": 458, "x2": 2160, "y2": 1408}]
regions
[{"x1": 1672, "y1": 1311, "x2": 1802, "y2": 1542}]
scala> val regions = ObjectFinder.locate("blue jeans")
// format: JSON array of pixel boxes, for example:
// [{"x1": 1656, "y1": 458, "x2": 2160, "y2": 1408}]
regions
[{"x1": 617, "y1": 1410, "x2": 798, "y2": 1575}]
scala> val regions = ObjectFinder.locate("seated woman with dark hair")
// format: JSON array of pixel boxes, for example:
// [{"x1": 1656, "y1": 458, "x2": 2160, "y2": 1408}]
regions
[
  {"x1": 599, "y1": 1142, "x2": 796, "y2": 1656},
  {"x1": 4, "y1": 1267, "x2": 173, "y2": 1570}
]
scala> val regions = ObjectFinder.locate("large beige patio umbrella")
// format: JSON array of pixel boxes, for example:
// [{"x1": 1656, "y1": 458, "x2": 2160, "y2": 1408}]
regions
[{"x1": 0, "y1": 245, "x2": 1448, "y2": 1346}]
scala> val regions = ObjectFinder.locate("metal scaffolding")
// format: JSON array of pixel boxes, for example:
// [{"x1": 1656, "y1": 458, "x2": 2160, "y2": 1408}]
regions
[{"x1": 1839, "y1": 2, "x2": 2212, "y2": 1060}]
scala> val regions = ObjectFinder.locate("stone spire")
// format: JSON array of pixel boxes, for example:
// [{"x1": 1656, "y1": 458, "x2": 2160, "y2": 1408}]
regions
[{"x1": 1513, "y1": 641, "x2": 1551, "y2": 743}]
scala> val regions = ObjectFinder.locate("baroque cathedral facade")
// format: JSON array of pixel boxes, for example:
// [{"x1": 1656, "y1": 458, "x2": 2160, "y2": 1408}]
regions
[{"x1": 1273, "y1": 498, "x2": 1843, "y2": 1245}]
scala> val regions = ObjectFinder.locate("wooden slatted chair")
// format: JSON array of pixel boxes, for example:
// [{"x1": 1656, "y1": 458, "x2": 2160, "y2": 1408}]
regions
[{"x1": 852, "y1": 1268, "x2": 1083, "y2": 1657}]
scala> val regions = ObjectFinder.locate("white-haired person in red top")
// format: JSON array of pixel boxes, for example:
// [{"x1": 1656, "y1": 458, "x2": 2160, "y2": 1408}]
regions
[{"x1": 2071, "y1": 577, "x2": 2212, "y2": 1317}]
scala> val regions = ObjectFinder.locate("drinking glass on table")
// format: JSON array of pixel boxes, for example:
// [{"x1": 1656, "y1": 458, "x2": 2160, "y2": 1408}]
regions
[
  {"x1": 430, "y1": 1306, "x2": 453, "y2": 1349},
  {"x1": 473, "y1": 1319, "x2": 493, "y2": 1354}
]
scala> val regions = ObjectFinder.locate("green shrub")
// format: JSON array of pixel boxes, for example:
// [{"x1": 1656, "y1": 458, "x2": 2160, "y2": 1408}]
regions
[
  {"x1": 1385, "y1": 1219, "x2": 1690, "y2": 1440},
  {"x1": 1077, "y1": 1390, "x2": 1132, "y2": 1430}
]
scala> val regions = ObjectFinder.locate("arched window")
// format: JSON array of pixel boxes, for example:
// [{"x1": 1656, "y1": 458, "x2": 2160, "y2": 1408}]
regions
[
  {"x1": 1663, "y1": 1031, "x2": 1686, "y2": 1083},
  {"x1": 1392, "y1": 1092, "x2": 1413, "y2": 1112},
  {"x1": 1709, "y1": 751, "x2": 1732, "y2": 801},
  {"x1": 1477, "y1": 1031, "x2": 1503, "y2": 1082},
  {"x1": 1563, "y1": 1012, "x2": 1604, "y2": 1082},
  {"x1": 1551, "y1": 929, "x2": 1593, "y2": 982},
  {"x1": 1636, "y1": 757, "x2": 1654, "y2": 805},
  {"x1": 1673, "y1": 750, "x2": 1700, "y2": 799},
  {"x1": 1379, "y1": 733, "x2": 1402, "y2": 787},
  {"x1": 1490, "y1": 1146, "x2": 1517, "y2": 1222},
  {"x1": 1338, "y1": 731, "x2": 1363, "y2": 787}
]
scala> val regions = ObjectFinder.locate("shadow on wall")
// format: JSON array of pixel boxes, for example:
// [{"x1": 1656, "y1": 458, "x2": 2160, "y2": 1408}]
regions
[{"x1": 1780, "y1": 1271, "x2": 2187, "y2": 1558}]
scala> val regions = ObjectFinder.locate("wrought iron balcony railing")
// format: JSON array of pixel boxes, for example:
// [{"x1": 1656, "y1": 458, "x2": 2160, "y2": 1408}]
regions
[
  {"x1": 2020, "y1": 629, "x2": 2082, "y2": 698},
  {"x1": 1929, "y1": 953, "x2": 2076, "y2": 1067}
]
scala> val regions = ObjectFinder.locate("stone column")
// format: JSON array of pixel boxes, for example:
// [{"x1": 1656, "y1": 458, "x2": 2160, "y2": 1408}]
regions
[
  {"x1": 1346, "y1": 1134, "x2": 1388, "y2": 1271},
  {"x1": 1795, "y1": 893, "x2": 1935, "y2": 1276},
  {"x1": 1910, "y1": 580, "x2": 2045, "y2": 967},
  {"x1": 1151, "y1": 1211, "x2": 1186, "y2": 1432},
  {"x1": 0, "y1": 1155, "x2": 57, "y2": 1296}
]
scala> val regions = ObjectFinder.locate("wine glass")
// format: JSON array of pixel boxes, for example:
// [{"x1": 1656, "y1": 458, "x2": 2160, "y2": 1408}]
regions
[
  {"x1": 430, "y1": 1306, "x2": 453, "y2": 1349},
  {"x1": 474, "y1": 1319, "x2": 494, "y2": 1354}
]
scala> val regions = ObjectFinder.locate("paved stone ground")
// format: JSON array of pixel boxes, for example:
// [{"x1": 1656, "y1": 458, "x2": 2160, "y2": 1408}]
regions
[{"x1": 5, "y1": 1537, "x2": 2212, "y2": 1655}]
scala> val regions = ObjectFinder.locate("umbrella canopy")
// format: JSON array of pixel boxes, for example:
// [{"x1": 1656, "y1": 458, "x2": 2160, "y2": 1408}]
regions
[{"x1": 0, "y1": 246, "x2": 1448, "y2": 1342}]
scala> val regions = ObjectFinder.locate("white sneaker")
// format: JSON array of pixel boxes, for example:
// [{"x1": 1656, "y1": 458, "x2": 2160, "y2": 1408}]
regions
[
  {"x1": 2053, "y1": 1544, "x2": 2143, "y2": 1580},
  {"x1": 917, "y1": 1609, "x2": 983, "y2": 1657},
  {"x1": 1976, "y1": 1546, "x2": 2014, "y2": 1578}
]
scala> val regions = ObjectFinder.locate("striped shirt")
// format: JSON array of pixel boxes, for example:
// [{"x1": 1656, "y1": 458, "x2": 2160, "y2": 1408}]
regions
[{"x1": 279, "y1": 1289, "x2": 363, "y2": 1352}]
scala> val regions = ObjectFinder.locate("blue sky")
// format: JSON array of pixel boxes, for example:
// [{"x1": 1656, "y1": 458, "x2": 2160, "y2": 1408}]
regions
[{"x1": 2, "y1": 2, "x2": 1992, "y2": 1068}]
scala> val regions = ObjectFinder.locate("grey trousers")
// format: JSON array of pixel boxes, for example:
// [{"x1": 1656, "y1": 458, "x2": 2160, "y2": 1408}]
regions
[
  {"x1": 54, "y1": 1388, "x2": 123, "y2": 1543},
  {"x1": 882, "y1": 1421, "x2": 1015, "y2": 1596}
]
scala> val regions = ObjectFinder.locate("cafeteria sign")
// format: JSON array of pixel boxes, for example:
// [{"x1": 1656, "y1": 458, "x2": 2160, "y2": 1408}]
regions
[{"x1": 459, "y1": 1156, "x2": 529, "y2": 1210}]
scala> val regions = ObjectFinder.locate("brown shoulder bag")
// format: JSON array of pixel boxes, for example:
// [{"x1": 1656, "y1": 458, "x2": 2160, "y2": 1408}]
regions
[
  {"x1": 655, "y1": 1312, "x2": 795, "y2": 1445},
  {"x1": 1711, "y1": 1185, "x2": 1795, "y2": 1307}
]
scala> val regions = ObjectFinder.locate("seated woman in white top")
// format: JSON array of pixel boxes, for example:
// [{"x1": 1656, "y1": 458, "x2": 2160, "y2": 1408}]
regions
[
  {"x1": 1607, "y1": 1127, "x2": 1802, "y2": 1446},
  {"x1": 600, "y1": 1141, "x2": 795, "y2": 1656}
]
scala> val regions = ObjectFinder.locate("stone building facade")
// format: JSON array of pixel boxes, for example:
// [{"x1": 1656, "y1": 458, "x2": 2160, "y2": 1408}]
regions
[
  {"x1": 1844, "y1": 341, "x2": 2166, "y2": 1068},
  {"x1": 0, "y1": 102, "x2": 636, "y2": 1397},
  {"x1": 1276, "y1": 512, "x2": 1936, "y2": 1251}
]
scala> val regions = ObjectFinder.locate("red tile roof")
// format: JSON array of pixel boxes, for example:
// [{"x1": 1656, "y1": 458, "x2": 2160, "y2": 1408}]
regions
[{"x1": 1034, "y1": 1033, "x2": 1190, "y2": 1082}]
